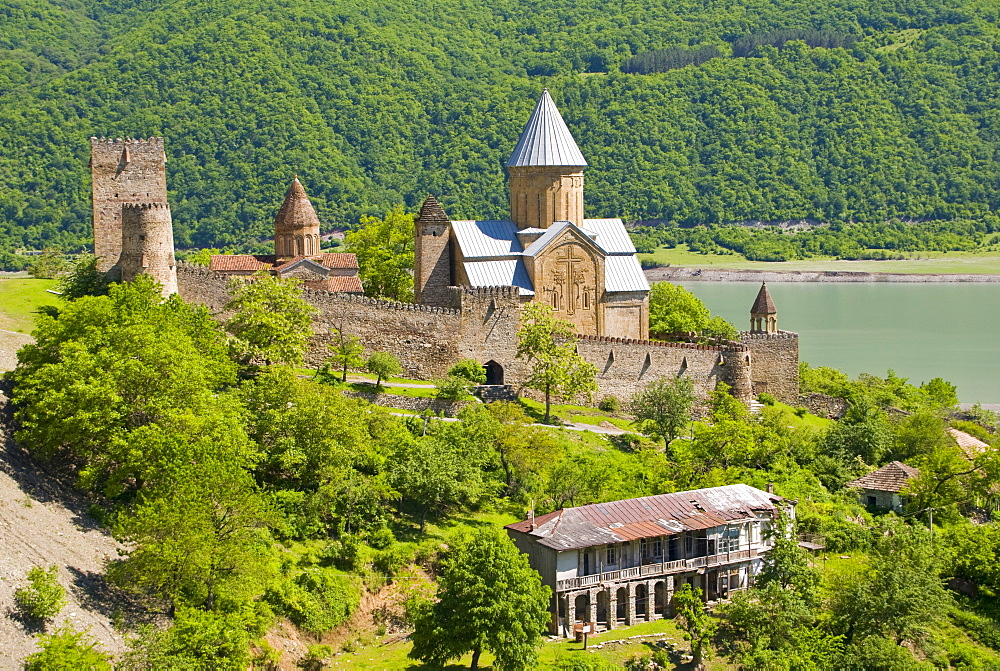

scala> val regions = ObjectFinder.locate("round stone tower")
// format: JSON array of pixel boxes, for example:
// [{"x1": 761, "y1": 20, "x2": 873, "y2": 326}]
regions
[
  {"x1": 274, "y1": 176, "x2": 321, "y2": 258},
  {"x1": 507, "y1": 90, "x2": 587, "y2": 229},
  {"x1": 119, "y1": 203, "x2": 178, "y2": 296}
]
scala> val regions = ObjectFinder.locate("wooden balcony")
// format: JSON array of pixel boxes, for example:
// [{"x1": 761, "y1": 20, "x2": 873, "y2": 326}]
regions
[{"x1": 556, "y1": 548, "x2": 760, "y2": 592}]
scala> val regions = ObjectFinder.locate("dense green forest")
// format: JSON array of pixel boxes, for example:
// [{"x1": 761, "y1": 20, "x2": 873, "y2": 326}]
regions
[{"x1": 3, "y1": 0, "x2": 1000, "y2": 267}]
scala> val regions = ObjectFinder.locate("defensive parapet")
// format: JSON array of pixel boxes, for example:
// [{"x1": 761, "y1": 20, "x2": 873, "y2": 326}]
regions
[
  {"x1": 90, "y1": 137, "x2": 167, "y2": 272},
  {"x1": 118, "y1": 203, "x2": 177, "y2": 296},
  {"x1": 740, "y1": 330, "x2": 799, "y2": 403}
]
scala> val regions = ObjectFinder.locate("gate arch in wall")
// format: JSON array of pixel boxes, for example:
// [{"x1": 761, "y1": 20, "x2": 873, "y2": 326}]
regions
[{"x1": 484, "y1": 360, "x2": 504, "y2": 385}]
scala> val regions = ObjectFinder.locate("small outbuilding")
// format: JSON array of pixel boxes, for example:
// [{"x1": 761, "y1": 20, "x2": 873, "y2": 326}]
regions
[{"x1": 845, "y1": 461, "x2": 919, "y2": 513}]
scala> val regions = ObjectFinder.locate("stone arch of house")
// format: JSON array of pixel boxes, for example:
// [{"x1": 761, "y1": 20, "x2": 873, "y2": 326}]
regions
[
  {"x1": 596, "y1": 591, "x2": 609, "y2": 626},
  {"x1": 635, "y1": 584, "x2": 648, "y2": 618},
  {"x1": 615, "y1": 587, "x2": 628, "y2": 622},
  {"x1": 574, "y1": 593, "x2": 589, "y2": 623},
  {"x1": 654, "y1": 581, "x2": 666, "y2": 615}
]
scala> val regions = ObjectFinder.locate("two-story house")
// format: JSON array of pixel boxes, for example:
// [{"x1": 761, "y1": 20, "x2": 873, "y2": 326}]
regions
[{"x1": 505, "y1": 484, "x2": 793, "y2": 636}]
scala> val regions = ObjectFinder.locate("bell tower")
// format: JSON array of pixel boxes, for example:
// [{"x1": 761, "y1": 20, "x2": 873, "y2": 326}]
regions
[
  {"x1": 507, "y1": 90, "x2": 587, "y2": 229},
  {"x1": 274, "y1": 176, "x2": 321, "y2": 258},
  {"x1": 750, "y1": 282, "x2": 778, "y2": 334}
]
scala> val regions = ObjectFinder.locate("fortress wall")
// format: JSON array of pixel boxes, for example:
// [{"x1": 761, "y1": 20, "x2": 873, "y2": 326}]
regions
[
  {"x1": 576, "y1": 335, "x2": 751, "y2": 405},
  {"x1": 176, "y1": 264, "x2": 465, "y2": 378},
  {"x1": 741, "y1": 331, "x2": 799, "y2": 403},
  {"x1": 455, "y1": 286, "x2": 527, "y2": 384}
]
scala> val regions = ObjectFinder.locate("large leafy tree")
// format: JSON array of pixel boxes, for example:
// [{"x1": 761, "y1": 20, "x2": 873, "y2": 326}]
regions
[
  {"x1": 516, "y1": 303, "x2": 597, "y2": 423},
  {"x1": 224, "y1": 272, "x2": 316, "y2": 369},
  {"x1": 409, "y1": 528, "x2": 550, "y2": 670},
  {"x1": 630, "y1": 376, "x2": 695, "y2": 450},
  {"x1": 11, "y1": 276, "x2": 237, "y2": 494},
  {"x1": 344, "y1": 205, "x2": 415, "y2": 302},
  {"x1": 673, "y1": 584, "x2": 717, "y2": 667},
  {"x1": 647, "y1": 282, "x2": 737, "y2": 340}
]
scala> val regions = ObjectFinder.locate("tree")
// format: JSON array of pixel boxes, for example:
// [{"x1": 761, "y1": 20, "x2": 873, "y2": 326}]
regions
[
  {"x1": 409, "y1": 528, "x2": 550, "y2": 670},
  {"x1": 516, "y1": 303, "x2": 597, "y2": 423},
  {"x1": 57, "y1": 255, "x2": 110, "y2": 300},
  {"x1": 436, "y1": 360, "x2": 487, "y2": 400},
  {"x1": 24, "y1": 627, "x2": 111, "y2": 671},
  {"x1": 366, "y1": 351, "x2": 402, "y2": 388},
  {"x1": 630, "y1": 376, "x2": 695, "y2": 450},
  {"x1": 391, "y1": 436, "x2": 488, "y2": 530},
  {"x1": 673, "y1": 584, "x2": 716, "y2": 668},
  {"x1": 224, "y1": 272, "x2": 316, "y2": 369},
  {"x1": 109, "y1": 459, "x2": 276, "y2": 611},
  {"x1": 344, "y1": 205, "x2": 414, "y2": 301},
  {"x1": 29, "y1": 247, "x2": 69, "y2": 279},
  {"x1": 15, "y1": 565, "x2": 67, "y2": 623},
  {"x1": 449, "y1": 359, "x2": 487, "y2": 385},
  {"x1": 326, "y1": 327, "x2": 364, "y2": 383},
  {"x1": 647, "y1": 282, "x2": 737, "y2": 340},
  {"x1": 755, "y1": 509, "x2": 819, "y2": 602}
]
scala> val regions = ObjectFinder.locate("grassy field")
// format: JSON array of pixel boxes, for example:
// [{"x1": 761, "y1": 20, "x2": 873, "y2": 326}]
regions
[
  {"x1": 0, "y1": 277, "x2": 59, "y2": 333},
  {"x1": 640, "y1": 244, "x2": 1000, "y2": 274},
  {"x1": 326, "y1": 616, "x2": 732, "y2": 669}
]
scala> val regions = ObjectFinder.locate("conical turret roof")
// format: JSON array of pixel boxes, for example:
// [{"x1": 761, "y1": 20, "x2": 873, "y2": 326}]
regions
[
  {"x1": 274, "y1": 176, "x2": 321, "y2": 233},
  {"x1": 507, "y1": 90, "x2": 588, "y2": 168},
  {"x1": 417, "y1": 194, "x2": 450, "y2": 225},
  {"x1": 751, "y1": 282, "x2": 777, "y2": 315}
]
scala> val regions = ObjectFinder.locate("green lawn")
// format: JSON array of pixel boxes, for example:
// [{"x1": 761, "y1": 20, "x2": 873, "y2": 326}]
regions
[
  {"x1": 640, "y1": 244, "x2": 1000, "y2": 275},
  {"x1": 326, "y1": 616, "x2": 733, "y2": 669},
  {"x1": 0, "y1": 277, "x2": 59, "y2": 333}
]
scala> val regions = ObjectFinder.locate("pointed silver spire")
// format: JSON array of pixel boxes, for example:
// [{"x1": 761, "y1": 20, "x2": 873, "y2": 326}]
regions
[{"x1": 506, "y1": 90, "x2": 587, "y2": 168}]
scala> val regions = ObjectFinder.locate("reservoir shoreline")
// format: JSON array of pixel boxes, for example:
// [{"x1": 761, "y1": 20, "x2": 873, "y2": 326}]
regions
[{"x1": 646, "y1": 266, "x2": 1000, "y2": 283}]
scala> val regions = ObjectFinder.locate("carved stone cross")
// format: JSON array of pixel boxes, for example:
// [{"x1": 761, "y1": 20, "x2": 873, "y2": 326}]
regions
[{"x1": 555, "y1": 245, "x2": 584, "y2": 315}]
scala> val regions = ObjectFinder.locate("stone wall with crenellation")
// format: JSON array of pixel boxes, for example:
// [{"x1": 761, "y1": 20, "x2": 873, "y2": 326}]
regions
[{"x1": 176, "y1": 264, "x2": 788, "y2": 405}]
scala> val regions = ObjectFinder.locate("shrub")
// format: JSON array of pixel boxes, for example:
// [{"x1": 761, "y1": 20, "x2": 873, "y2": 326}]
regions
[
  {"x1": 320, "y1": 535, "x2": 363, "y2": 571},
  {"x1": 299, "y1": 644, "x2": 334, "y2": 670},
  {"x1": 373, "y1": 542, "x2": 416, "y2": 577},
  {"x1": 447, "y1": 359, "x2": 486, "y2": 384},
  {"x1": 265, "y1": 569, "x2": 359, "y2": 636},
  {"x1": 15, "y1": 565, "x2": 66, "y2": 622},
  {"x1": 435, "y1": 375, "x2": 473, "y2": 401},
  {"x1": 368, "y1": 526, "x2": 396, "y2": 550},
  {"x1": 598, "y1": 395, "x2": 620, "y2": 413},
  {"x1": 24, "y1": 627, "x2": 111, "y2": 670},
  {"x1": 794, "y1": 406, "x2": 809, "y2": 417},
  {"x1": 757, "y1": 392, "x2": 776, "y2": 406}
]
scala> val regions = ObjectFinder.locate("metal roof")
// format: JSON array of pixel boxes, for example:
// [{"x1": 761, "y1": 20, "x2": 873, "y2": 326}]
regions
[
  {"x1": 507, "y1": 484, "x2": 784, "y2": 551},
  {"x1": 451, "y1": 220, "x2": 523, "y2": 258},
  {"x1": 605, "y1": 255, "x2": 650, "y2": 293},
  {"x1": 507, "y1": 90, "x2": 588, "y2": 168},
  {"x1": 463, "y1": 259, "x2": 535, "y2": 295},
  {"x1": 583, "y1": 218, "x2": 636, "y2": 255}
]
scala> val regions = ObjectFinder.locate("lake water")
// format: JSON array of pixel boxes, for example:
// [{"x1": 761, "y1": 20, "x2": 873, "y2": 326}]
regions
[{"x1": 678, "y1": 282, "x2": 1000, "y2": 404}]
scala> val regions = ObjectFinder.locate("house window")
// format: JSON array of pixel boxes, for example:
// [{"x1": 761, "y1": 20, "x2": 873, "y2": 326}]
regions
[
  {"x1": 640, "y1": 538, "x2": 663, "y2": 562},
  {"x1": 718, "y1": 526, "x2": 740, "y2": 553},
  {"x1": 606, "y1": 545, "x2": 616, "y2": 566}
]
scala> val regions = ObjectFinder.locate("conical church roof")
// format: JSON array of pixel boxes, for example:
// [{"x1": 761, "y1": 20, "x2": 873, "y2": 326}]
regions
[
  {"x1": 751, "y1": 282, "x2": 777, "y2": 315},
  {"x1": 506, "y1": 90, "x2": 588, "y2": 168},
  {"x1": 274, "y1": 176, "x2": 321, "y2": 233}
]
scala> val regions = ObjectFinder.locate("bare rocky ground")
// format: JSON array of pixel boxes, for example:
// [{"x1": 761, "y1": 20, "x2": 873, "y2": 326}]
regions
[{"x1": 0, "y1": 386, "x2": 131, "y2": 668}]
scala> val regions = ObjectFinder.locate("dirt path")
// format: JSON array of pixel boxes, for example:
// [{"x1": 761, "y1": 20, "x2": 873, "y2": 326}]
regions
[{"x1": 0, "y1": 387, "x2": 130, "y2": 667}]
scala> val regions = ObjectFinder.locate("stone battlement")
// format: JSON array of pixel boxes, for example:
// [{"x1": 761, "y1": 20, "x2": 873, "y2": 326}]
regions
[
  {"x1": 577, "y1": 333, "x2": 748, "y2": 353},
  {"x1": 302, "y1": 287, "x2": 461, "y2": 315},
  {"x1": 740, "y1": 330, "x2": 799, "y2": 340},
  {"x1": 460, "y1": 285, "x2": 522, "y2": 298},
  {"x1": 121, "y1": 202, "x2": 171, "y2": 211},
  {"x1": 90, "y1": 136, "x2": 164, "y2": 144}
]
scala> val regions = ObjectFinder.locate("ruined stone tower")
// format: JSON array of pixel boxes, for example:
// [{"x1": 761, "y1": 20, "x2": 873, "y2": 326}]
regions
[
  {"x1": 414, "y1": 195, "x2": 453, "y2": 306},
  {"x1": 507, "y1": 90, "x2": 587, "y2": 229},
  {"x1": 118, "y1": 203, "x2": 178, "y2": 296},
  {"x1": 750, "y1": 282, "x2": 778, "y2": 334},
  {"x1": 90, "y1": 137, "x2": 168, "y2": 272},
  {"x1": 274, "y1": 176, "x2": 321, "y2": 257}
]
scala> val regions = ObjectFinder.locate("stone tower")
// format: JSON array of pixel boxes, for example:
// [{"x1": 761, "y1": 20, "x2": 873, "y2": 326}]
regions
[
  {"x1": 118, "y1": 203, "x2": 178, "y2": 296},
  {"x1": 750, "y1": 282, "x2": 778, "y2": 333},
  {"x1": 90, "y1": 137, "x2": 168, "y2": 272},
  {"x1": 274, "y1": 176, "x2": 321, "y2": 257},
  {"x1": 414, "y1": 195, "x2": 453, "y2": 306},
  {"x1": 507, "y1": 90, "x2": 587, "y2": 229}
]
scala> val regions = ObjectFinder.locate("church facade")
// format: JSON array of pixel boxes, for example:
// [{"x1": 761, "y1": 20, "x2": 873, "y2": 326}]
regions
[{"x1": 414, "y1": 90, "x2": 649, "y2": 340}]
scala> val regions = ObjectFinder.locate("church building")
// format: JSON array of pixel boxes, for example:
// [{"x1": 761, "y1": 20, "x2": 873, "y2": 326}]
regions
[{"x1": 414, "y1": 90, "x2": 650, "y2": 340}]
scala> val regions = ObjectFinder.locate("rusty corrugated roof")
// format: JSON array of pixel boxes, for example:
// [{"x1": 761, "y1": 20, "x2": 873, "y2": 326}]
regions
[
  {"x1": 506, "y1": 484, "x2": 783, "y2": 551},
  {"x1": 845, "y1": 461, "x2": 919, "y2": 493}
]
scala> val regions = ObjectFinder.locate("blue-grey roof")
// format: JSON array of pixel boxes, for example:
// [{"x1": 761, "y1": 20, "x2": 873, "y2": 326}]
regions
[
  {"x1": 583, "y1": 218, "x2": 636, "y2": 255},
  {"x1": 507, "y1": 90, "x2": 588, "y2": 168},
  {"x1": 451, "y1": 220, "x2": 522, "y2": 258},
  {"x1": 464, "y1": 259, "x2": 535, "y2": 296},
  {"x1": 605, "y1": 255, "x2": 650, "y2": 293}
]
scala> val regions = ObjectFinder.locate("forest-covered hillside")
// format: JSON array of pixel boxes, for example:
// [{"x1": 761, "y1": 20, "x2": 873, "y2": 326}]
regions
[{"x1": 2, "y1": 0, "x2": 1000, "y2": 260}]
